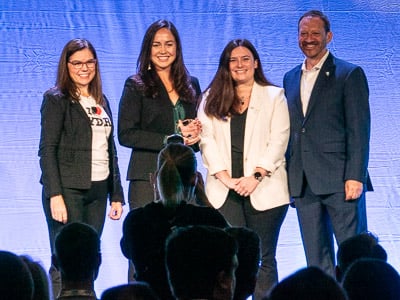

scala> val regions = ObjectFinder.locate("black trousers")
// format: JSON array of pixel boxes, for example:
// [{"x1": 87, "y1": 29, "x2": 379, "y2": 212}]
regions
[
  {"x1": 42, "y1": 179, "x2": 108, "y2": 298},
  {"x1": 219, "y1": 191, "x2": 289, "y2": 300}
]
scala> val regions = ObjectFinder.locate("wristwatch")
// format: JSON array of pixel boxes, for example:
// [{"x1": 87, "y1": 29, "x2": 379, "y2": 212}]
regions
[{"x1": 254, "y1": 172, "x2": 263, "y2": 182}]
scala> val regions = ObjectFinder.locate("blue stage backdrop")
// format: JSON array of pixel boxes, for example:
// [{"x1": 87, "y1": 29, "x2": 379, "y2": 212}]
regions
[{"x1": 0, "y1": 0, "x2": 399, "y2": 296}]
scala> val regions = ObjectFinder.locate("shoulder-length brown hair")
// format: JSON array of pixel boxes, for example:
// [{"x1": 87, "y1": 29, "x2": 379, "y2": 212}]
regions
[
  {"x1": 204, "y1": 39, "x2": 274, "y2": 120},
  {"x1": 133, "y1": 20, "x2": 196, "y2": 104},
  {"x1": 56, "y1": 38, "x2": 104, "y2": 105}
]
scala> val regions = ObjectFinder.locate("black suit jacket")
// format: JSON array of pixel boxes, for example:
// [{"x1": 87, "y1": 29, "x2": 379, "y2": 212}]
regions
[
  {"x1": 283, "y1": 53, "x2": 372, "y2": 196},
  {"x1": 39, "y1": 88, "x2": 124, "y2": 203},
  {"x1": 118, "y1": 76, "x2": 201, "y2": 181}
]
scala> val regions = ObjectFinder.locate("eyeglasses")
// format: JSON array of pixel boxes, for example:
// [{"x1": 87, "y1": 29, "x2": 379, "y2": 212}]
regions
[{"x1": 68, "y1": 59, "x2": 97, "y2": 69}]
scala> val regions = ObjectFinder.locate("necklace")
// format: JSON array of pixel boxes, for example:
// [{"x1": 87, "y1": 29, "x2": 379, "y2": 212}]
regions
[
  {"x1": 240, "y1": 95, "x2": 251, "y2": 105},
  {"x1": 236, "y1": 96, "x2": 249, "y2": 113},
  {"x1": 235, "y1": 85, "x2": 252, "y2": 113}
]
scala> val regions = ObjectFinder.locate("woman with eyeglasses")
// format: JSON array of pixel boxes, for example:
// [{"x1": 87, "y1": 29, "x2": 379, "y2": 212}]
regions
[{"x1": 38, "y1": 38, "x2": 124, "y2": 297}]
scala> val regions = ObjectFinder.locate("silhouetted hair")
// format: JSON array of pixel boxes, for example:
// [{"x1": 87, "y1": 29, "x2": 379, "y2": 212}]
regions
[
  {"x1": 54, "y1": 222, "x2": 101, "y2": 281},
  {"x1": 342, "y1": 258, "x2": 400, "y2": 300},
  {"x1": 298, "y1": 10, "x2": 331, "y2": 33},
  {"x1": 0, "y1": 250, "x2": 34, "y2": 300},
  {"x1": 165, "y1": 225, "x2": 238, "y2": 299},
  {"x1": 226, "y1": 227, "x2": 261, "y2": 300},
  {"x1": 133, "y1": 19, "x2": 196, "y2": 103},
  {"x1": 55, "y1": 38, "x2": 104, "y2": 105},
  {"x1": 163, "y1": 134, "x2": 211, "y2": 207},
  {"x1": 336, "y1": 232, "x2": 387, "y2": 282},
  {"x1": 101, "y1": 282, "x2": 160, "y2": 300},
  {"x1": 204, "y1": 38, "x2": 274, "y2": 119},
  {"x1": 267, "y1": 266, "x2": 347, "y2": 300},
  {"x1": 20, "y1": 255, "x2": 51, "y2": 300},
  {"x1": 156, "y1": 143, "x2": 197, "y2": 208}
]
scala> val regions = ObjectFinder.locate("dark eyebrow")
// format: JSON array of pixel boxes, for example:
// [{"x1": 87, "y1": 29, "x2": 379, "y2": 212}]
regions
[
  {"x1": 69, "y1": 58, "x2": 96, "y2": 63},
  {"x1": 230, "y1": 55, "x2": 251, "y2": 59},
  {"x1": 153, "y1": 40, "x2": 175, "y2": 44}
]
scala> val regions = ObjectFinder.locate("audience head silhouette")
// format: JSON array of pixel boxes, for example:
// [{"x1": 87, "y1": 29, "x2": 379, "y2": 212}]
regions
[
  {"x1": 53, "y1": 222, "x2": 101, "y2": 283},
  {"x1": 342, "y1": 258, "x2": 400, "y2": 300},
  {"x1": 266, "y1": 266, "x2": 347, "y2": 300},
  {"x1": 156, "y1": 142, "x2": 197, "y2": 208},
  {"x1": 165, "y1": 225, "x2": 238, "y2": 300},
  {"x1": 20, "y1": 255, "x2": 51, "y2": 300},
  {"x1": 0, "y1": 250, "x2": 34, "y2": 300},
  {"x1": 225, "y1": 227, "x2": 261, "y2": 300},
  {"x1": 336, "y1": 231, "x2": 387, "y2": 281},
  {"x1": 120, "y1": 141, "x2": 228, "y2": 300},
  {"x1": 101, "y1": 282, "x2": 160, "y2": 300}
]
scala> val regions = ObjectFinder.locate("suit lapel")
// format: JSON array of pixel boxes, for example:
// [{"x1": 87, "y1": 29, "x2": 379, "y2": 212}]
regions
[
  {"x1": 304, "y1": 54, "x2": 336, "y2": 123},
  {"x1": 293, "y1": 68, "x2": 304, "y2": 120},
  {"x1": 284, "y1": 65, "x2": 304, "y2": 120},
  {"x1": 73, "y1": 99, "x2": 92, "y2": 125},
  {"x1": 243, "y1": 83, "x2": 261, "y2": 156}
]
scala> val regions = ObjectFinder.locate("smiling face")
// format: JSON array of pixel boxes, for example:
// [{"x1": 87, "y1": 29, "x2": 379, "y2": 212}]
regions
[
  {"x1": 298, "y1": 16, "x2": 333, "y2": 64},
  {"x1": 67, "y1": 48, "x2": 96, "y2": 95},
  {"x1": 151, "y1": 28, "x2": 177, "y2": 72},
  {"x1": 229, "y1": 46, "x2": 258, "y2": 85}
]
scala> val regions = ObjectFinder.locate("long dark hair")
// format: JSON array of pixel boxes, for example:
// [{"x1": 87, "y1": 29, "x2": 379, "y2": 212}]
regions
[
  {"x1": 156, "y1": 143, "x2": 197, "y2": 208},
  {"x1": 55, "y1": 38, "x2": 104, "y2": 105},
  {"x1": 204, "y1": 39, "x2": 274, "y2": 119},
  {"x1": 132, "y1": 19, "x2": 196, "y2": 103}
]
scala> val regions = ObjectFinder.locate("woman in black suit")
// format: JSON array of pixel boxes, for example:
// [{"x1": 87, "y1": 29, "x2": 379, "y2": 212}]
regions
[
  {"x1": 118, "y1": 19, "x2": 202, "y2": 210},
  {"x1": 39, "y1": 38, "x2": 124, "y2": 297}
]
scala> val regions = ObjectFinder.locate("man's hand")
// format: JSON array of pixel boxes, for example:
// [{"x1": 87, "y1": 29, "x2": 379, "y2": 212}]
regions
[{"x1": 345, "y1": 180, "x2": 363, "y2": 200}]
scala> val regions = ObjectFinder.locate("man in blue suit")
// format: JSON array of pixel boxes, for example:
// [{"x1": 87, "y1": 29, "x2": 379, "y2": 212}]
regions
[{"x1": 283, "y1": 10, "x2": 372, "y2": 275}]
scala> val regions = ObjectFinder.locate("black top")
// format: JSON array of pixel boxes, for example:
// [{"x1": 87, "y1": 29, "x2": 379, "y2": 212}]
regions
[
  {"x1": 230, "y1": 110, "x2": 247, "y2": 178},
  {"x1": 120, "y1": 201, "x2": 228, "y2": 300}
]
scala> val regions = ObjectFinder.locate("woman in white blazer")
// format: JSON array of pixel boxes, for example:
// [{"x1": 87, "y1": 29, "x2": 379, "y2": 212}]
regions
[{"x1": 197, "y1": 39, "x2": 290, "y2": 299}]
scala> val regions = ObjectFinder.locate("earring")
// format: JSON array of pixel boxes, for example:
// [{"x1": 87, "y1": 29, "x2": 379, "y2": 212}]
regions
[{"x1": 147, "y1": 63, "x2": 151, "y2": 70}]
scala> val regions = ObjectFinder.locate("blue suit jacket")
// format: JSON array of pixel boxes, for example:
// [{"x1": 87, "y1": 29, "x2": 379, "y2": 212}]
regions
[{"x1": 283, "y1": 53, "x2": 372, "y2": 197}]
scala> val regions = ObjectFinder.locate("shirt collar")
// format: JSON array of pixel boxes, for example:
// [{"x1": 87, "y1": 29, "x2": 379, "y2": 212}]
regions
[
  {"x1": 301, "y1": 50, "x2": 330, "y2": 72},
  {"x1": 58, "y1": 289, "x2": 97, "y2": 299}
]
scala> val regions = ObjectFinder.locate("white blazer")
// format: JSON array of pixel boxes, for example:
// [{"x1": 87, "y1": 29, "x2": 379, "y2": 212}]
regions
[{"x1": 198, "y1": 82, "x2": 291, "y2": 211}]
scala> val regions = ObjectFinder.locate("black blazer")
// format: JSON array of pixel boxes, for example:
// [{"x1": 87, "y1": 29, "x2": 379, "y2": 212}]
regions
[
  {"x1": 118, "y1": 76, "x2": 201, "y2": 181},
  {"x1": 283, "y1": 53, "x2": 372, "y2": 196},
  {"x1": 39, "y1": 88, "x2": 124, "y2": 203}
]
